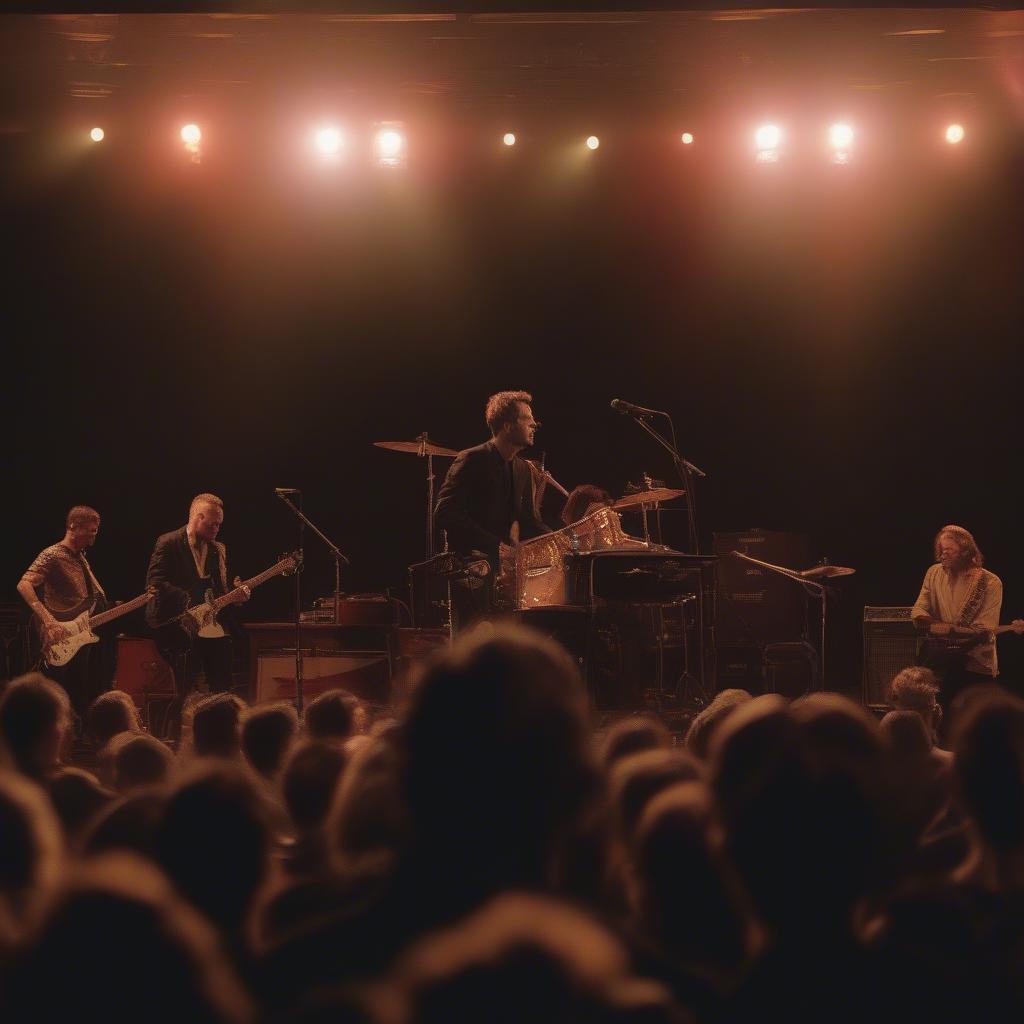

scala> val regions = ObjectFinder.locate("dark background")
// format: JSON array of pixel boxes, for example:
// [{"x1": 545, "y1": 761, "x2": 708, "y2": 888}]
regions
[{"x1": 3, "y1": 10, "x2": 1023, "y2": 692}]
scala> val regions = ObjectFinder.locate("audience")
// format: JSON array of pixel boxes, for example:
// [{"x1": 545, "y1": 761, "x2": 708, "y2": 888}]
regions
[{"x1": 1, "y1": 638, "x2": 1022, "y2": 1024}]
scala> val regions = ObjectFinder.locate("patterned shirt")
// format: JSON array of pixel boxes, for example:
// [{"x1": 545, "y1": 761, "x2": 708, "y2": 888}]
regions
[{"x1": 20, "y1": 543, "x2": 105, "y2": 617}]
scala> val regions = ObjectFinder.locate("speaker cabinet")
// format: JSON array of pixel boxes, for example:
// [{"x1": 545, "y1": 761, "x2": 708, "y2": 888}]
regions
[
  {"x1": 256, "y1": 651, "x2": 390, "y2": 705},
  {"x1": 713, "y1": 530, "x2": 811, "y2": 645},
  {"x1": 862, "y1": 606, "x2": 918, "y2": 708}
]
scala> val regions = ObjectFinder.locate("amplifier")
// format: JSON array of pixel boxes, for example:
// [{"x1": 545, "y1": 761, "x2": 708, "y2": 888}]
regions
[
  {"x1": 862, "y1": 606, "x2": 919, "y2": 707},
  {"x1": 256, "y1": 650, "x2": 390, "y2": 706},
  {"x1": 713, "y1": 530, "x2": 811, "y2": 645}
]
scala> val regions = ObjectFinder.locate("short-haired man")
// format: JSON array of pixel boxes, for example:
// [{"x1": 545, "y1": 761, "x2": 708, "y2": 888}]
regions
[
  {"x1": 434, "y1": 391, "x2": 551, "y2": 626},
  {"x1": 17, "y1": 506, "x2": 113, "y2": 722},
  {"x1": 146, "y1": 493, "x2": 246, "y2": 704},
  {"x1": 911, "y1": 524, "x2": 1002, "y2": 715}
]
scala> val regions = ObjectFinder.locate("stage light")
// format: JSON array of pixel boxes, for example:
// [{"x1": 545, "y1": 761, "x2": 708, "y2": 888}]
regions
[
  {"x1": 180, "y1": 123, "x2": 201, "y2": 147},
  {"x1": 829, "y1": 123, "x2": 854, "y2": 150},
  {"x1": 313, "y1": 126, "x2": 343, "y2": 157},
  {"x1": 89, "y1": 127, "x2": 104, "y2": 143},
  {"x1": 374, "y1": 125, "x2": 407, "y2": 167},
  {"x1": 681, "y1": 132, "x2": 694, "y2": 145},
  {"x1": 503, "y1": 132, "x2": 516, "y2": 146},
  {"x1": 945, "y1": 123, "x2": 965, "y2": 145},
  {"x1": 754, "y1": 123, "x2": 781, "y2": 162},
  {"x1": 586, "y1": 135, "x2": 600, "y2": 150}
]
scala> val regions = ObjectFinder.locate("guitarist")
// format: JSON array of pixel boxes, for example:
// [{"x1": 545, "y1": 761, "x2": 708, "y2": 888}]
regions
[
  {"x1": 911, "y1": 524, "x2": 1002, "y2": 715},
  {"x1": 146, "y1": 493, "x2": 248, "y2": 704},
  {"x1": 17, "y1": 505, "x2": 114, "y2": 723}
]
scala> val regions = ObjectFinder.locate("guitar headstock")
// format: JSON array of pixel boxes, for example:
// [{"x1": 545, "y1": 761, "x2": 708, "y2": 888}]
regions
[
  {"x1": 281, "y1": 551, "x2": 303, "y2": 575},
  {"x1": 1011, "y1": 618, "x2": 1024, "y2": 634}
]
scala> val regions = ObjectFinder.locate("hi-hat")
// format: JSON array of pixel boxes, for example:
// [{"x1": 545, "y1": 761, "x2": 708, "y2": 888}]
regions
[
  {"x1": 612, "y1": 487, "x2": 686, "y2": 511},
  {"x1": 374, "y1": 440, "x2": 459, "y2": 458},
  {"x1": 800, "y1": 564, "x2": 856, "y2": 578}
]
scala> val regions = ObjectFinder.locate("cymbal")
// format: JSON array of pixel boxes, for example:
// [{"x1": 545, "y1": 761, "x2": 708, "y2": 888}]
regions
[
  {"x1": 374, "y1": 440, "x2": 459, "y2": 458},
  {"x1": 612, "y1": 487, "x2": 686, "y2": 511},
  {"x1": 800, "y1": 564, "x2": 856, "y2": 579}
]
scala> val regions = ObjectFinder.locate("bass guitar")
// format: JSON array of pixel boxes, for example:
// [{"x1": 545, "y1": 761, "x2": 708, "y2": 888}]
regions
[
  {"x1": 919, "y1": 619, "x2": 1024, "y2": 657},
  {"x1": 43, "y1": 590, "x2": 155, "y2": 667},
  {"x1": 183, "y1": 552, "x2": 301, "y2": 639}
]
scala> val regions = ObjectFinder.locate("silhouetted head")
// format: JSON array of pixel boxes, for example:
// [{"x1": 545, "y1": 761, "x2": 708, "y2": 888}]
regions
[
  {"x1": 684, "y1": 688, "x2": 753, "y2": 761},
  {"x1": 608, "y1": 748, "x2": 701, "y2": 843},
  {"x1": 191, "y1": 694, "x2": 246, "y2": 760},
  {"x1": 87, "y1": 690, "x2": 143, "y2": 747},
  {"x1": 0, "y1": 770, "x2": 63, "y2": 942},
  {"x1": 108, "y1": 733, "x2": 175, "y2": 792},
  {"x1": 305, "y1": 688, "x2": 362, "y2": 742},
  {"x1": 0, "y1": 673, "x2": 72, "y2": 781},
  {"x1": 82, "y1": 789, "x2": 168, "y2": 860},
  {"x1": 880, "y1": 709, "x2": 933, "y2": 762},
  {"x1": 282, "y1": 740, "x2": 347, "y2": 835},
  {"x1": 241, "y1": 702, "x2": 299, "y2": 779},
  {"x1": 2, "y1": 853, "x2": 251, "y2": 1023},
  {"x1": 599, "y1": 714, "x2": 672, "y2": 770},
  {"x1": 155, "y1": 763, "x2": 273, "y2": 941},
  {"x1": 953, "y1": 691, "x2": 1024, "y2": 854},
  {"x1": 47, "y1": 767, "x2": 115, "y2": 846}
]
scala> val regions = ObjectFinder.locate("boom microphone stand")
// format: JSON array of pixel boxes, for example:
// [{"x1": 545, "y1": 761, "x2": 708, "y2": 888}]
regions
[{"x1": 274, "y1": 490, "x2": 351, "y2": 713}]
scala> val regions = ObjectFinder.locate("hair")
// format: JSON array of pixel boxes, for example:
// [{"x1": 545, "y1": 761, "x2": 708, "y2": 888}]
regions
[
  {"x1": 304, "y1": 688, "x2": 357, "y2": 742},
  {"x1": 47, "y1": 768, "x2": 115, "y2": 845},
  {"x1": 599, "y1": 714, "x2": 672, "y2": 769},
  {"x1": 934, "y1": 524, "x2": 983, "y2": 568},
  {"x1": 880, "y1": 709, "x2": 933, "y2": 761},
  {"x1": 1, "y1": 853, "x2": 252, "y2": 1023},
  {"x1": 189, "y1": 492, "x2": 224, "y2": 520},
  {"x1": 378, "y1": 892, "x2": 678, "y2": 1024},
  {"x1": 889, "y1": 666, "x2": 940, "y2": 718},
  {"x1": 0, "y1": 771, "x2": 63, "y2": 943},
  {"x1": 155, "y1": 765, "x2": 273, "y2": 942},
  {"x1": 240, "y1": 702, "x2": 299, "y2": 779},
  {"x1": 484, "y1": 390, "x2": 532, "y2": 435},
  {"x1": 66, "y1": 505, "x2": 100, "y2": 530},
  {"x1": 0, "y1": 673, "x2": 72, "y2": 780},
  {"x1": 561, "y1": 485, "x2": 614, "y2": 527},
  {"x1": 87, "y1": 690, "x2": 143, "y2": 747},
  {"x1": 282, "y1": 740, "x2": 348, "y2": 833},
  {"x1": 684, "y1": 688, "x2": 753, "y2": 761},
  {"x1": 191, "y1": 694, "x2": 245, "y2": 760},
  {"x1": 82, "y1": 789, "x2": 169, "y2": 860},
  {"x1": 608, "y1": 748, "x2": 702, "y2": 843},
  {"x1": 953, "y1": 692, "x2": 1024, "y2": 851},
  {"x1": 109, "y1": 734, "x2": 175, "y2": 792}
]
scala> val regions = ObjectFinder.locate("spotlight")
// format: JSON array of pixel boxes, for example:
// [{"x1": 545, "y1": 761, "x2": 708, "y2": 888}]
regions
[
  {"x1": 586, "y1": 135, "x2": 600, "y2": 150},
  {"x1": 945, "y1": 123, "x2": 965, "y2": 145},
  {"x1": 828, "y1": 122, "x2": 854, "y2": 164},
  {"x1": 313, "y1": 126, "x2": 343, "y2": 157},
  {"x1": 754, "y1": 123, "x2": 781, "y2": 162},
  {"x1": 680, "y1": 132, "x2": 694, "y2": 145},
  {"x1": 180, "y1": 123, "x2": 201, "y2": 147},
  {"x1": 503, "y1": 132, "x2": 516, "y2": 147},
  {"x1": 374, "y1": 125, "x2": 407, "y2": 167},
  {"x1": 89, "y1": 127, "x2": 105, "y2": 143}
]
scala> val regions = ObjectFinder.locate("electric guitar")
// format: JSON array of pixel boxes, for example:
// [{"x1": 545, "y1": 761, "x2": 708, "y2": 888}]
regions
[
  {"x1": 43, "y1": 590, "x2": 155, "y2": 667},
  {"x1": 182, "y1": 552, "x2": 301, "y2": 638},
  {"x1": 920, "y1": 619, "x2": 1024, "y2": 656}
]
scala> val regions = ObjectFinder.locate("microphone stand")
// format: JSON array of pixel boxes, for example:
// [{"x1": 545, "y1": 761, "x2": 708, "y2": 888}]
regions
[
  {"x1": 729, "y1": 550, "x2": 827, "y2": 690},
  {"x1": 621, "y1": 410, "x2": 705, "y2": 554},
  {"x1": 275, "y1": 492, "x2": 351, "y2": 713}
]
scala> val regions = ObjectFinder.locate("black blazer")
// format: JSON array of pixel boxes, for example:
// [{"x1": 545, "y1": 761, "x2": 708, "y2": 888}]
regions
[
  {"x1": 434, "y1": 441, "x2": 550, "y2": 563},
  {"x1": 145, "y1": 526, "x2": 229, "y2": 630}
]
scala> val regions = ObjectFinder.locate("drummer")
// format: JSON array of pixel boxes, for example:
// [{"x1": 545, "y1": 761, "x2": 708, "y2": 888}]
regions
[{"x1": 561, "y1": 485, "x2": 614, "y2": 527}]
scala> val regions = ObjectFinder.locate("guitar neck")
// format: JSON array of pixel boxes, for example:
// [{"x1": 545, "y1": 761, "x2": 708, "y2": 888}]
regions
[
  {"x1": 212, "y1": 559, "x2": 293, "y2": 611},
  {"x1": 88, "y1": 592, "x2": 151, "y2": 629}
]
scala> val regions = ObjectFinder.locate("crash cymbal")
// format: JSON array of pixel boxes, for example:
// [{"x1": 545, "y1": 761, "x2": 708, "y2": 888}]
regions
[
  {"x1": 374, "y1": 440, "x2": 459, "y2": 458},
  {"x1": 612, "y1": 487, "x2": 686, "y2": 511},
  {"x1": 800, "y1": 564, "x2": 856, "y2": 579}
]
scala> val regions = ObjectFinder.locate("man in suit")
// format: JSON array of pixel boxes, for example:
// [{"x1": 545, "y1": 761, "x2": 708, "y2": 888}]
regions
[
  {"x1": 435, "y1": 391, "x2": 551, "y2": 627},
  {"x1": 146, "y1": 493, "x2": 248, "y2": 700}
]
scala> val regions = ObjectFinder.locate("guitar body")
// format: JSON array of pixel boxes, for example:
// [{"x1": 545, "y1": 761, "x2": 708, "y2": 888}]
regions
[
  {"x1": 185, "y1": 589, "x2": 227, "y2": 639},
  {"x1": 43, "y1": 610, "x2": 100, "y2": 667}
]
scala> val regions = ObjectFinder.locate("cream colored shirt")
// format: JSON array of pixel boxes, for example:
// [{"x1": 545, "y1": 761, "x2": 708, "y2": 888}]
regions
[{"x1": 911, "y1": 564, "x2": 1002, "y2": 676}]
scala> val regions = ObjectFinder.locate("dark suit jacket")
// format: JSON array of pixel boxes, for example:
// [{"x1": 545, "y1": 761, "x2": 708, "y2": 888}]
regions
[
  {"x1": 434, "y1": 440, "x2": 550, "y2": 564},
  {"x1": 145, "y1": 526, "x2": 230, "y2": 635}
]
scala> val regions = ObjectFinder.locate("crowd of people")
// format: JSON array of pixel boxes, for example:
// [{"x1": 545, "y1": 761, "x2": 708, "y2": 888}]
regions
[{"x1": 1, "y1": 624, "x2": 1023, "y2": 1023}]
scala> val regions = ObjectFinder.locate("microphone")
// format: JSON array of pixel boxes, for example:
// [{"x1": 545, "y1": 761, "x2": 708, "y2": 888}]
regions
[
  {"x1": 274, "y1": 487, "x2": 301, "y2": 495},
  {"x1": 610, "y1": 398, "x2": 662, "y2": 419}
]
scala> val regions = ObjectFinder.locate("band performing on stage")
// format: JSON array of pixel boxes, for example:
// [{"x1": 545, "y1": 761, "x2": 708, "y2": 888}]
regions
[{"x1": 14, "y1": 392, "x2": 1024, "y2": 727}]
